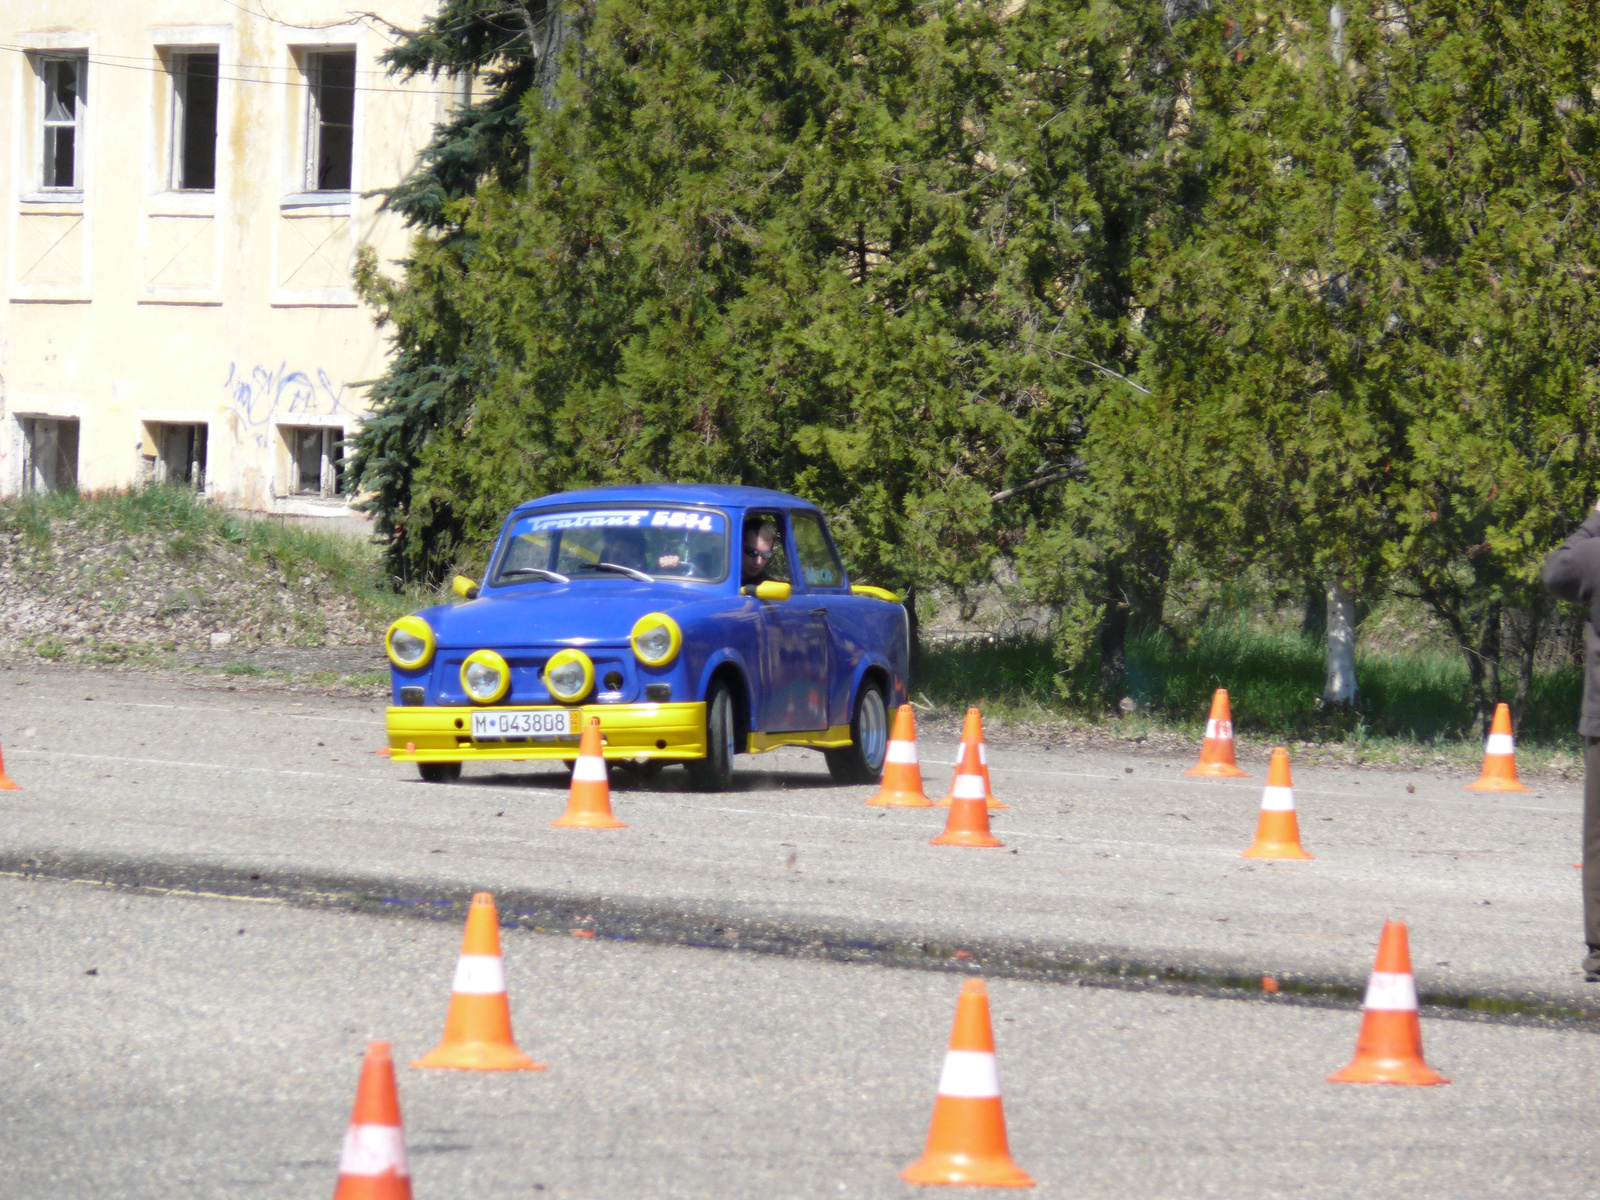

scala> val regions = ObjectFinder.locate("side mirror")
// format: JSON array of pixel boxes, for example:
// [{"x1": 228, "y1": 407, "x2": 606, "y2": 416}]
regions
[
  {"x1": 452, "y1": 574, "x2": 480, "y2": 601},
  {"x1": 741, "y1": 581, "x2": 793, "y2": 601}
]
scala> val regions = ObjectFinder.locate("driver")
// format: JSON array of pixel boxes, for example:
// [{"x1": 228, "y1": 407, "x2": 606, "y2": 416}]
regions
[
  {"x1": 742, "y1": 519, "x2": 779, "y2": 585},
  {"x1": 604, "y1": 527, "x2": 682, "y2": 574}
]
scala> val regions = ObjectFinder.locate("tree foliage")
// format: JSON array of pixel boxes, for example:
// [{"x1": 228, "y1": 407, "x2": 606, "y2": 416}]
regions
[{"x1": 352, "y1": 0, "x2": 1600, "y2": 725}]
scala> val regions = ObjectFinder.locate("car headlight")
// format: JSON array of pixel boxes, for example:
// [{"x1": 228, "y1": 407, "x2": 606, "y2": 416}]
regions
[
  {"x1": 631, "y1": 613, "x2": 682, "y2": 667},
  {"x1": 460, "y1": 649, "x2": 511, "y2": 704},
  {"x1": 386, "y1": 616, "x2": 435, "y2": 670},
  {"x1": 544, "y1": 648, "x2": 594, "y2": 703}
]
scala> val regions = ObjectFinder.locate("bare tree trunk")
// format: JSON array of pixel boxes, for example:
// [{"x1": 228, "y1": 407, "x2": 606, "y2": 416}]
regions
[
  {"x1": 1471, "y1": 600, "x2": 1503, "y2": 736},
  {"x1": 1511, "y1": 599, "x2": 1544, "y2": 731},
  {"x1": 1323, "y1": 576, "x2": 1359, "y2": 707},
  {"x1": 904, "y1": 581, "x2": 920, "y2": 685}
]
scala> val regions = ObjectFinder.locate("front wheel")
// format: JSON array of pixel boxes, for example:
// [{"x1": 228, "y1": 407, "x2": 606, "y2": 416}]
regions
[
  {"x1": 685, "y1": 681, "x2": 737, "y2": 792},
  {"x1": 825, "y1": 680, "x2": 888, "y2": 784},
  {"x1": 418, "y1": 761, "x2": 463, "y2": 783}
]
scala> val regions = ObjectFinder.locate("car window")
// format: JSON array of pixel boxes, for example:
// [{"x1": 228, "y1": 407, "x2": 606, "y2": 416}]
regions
[
  {"x1": 790, "y1": 511, "x2": 845, "y2": 589},
  {"x1": 493, "y1": 507, "x2": 729, "y2": 584},
  {"x1": 742, "y1": 511, "x2": 790, "y2": 585}
]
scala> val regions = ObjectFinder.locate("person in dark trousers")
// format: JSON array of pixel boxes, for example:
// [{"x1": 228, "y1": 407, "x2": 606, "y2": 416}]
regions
[{"x1": 1542, "y1": 499, "x2": 1600, "y2": 982}]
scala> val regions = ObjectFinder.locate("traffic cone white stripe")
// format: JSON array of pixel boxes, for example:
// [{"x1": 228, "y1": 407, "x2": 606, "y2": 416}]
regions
[
  {"x1": 339, "y1": 1125, "x2": 410, "y2": 1176},
  {"x1": 936, "y1": 1049, "x2": 1001, "y2": 1098},
  {"x1": 1259, "y1": 785, "x2": 1295, "y2": 812},
  {"x1": 572, "y1": 756, "x2": 608, "y2": 782},
  {"x1": 1363, "y1": 971, "x2": 1419, "y2": 1011},
  {"x1": 1206, "y1": 718, "x2": 1233, "y2": 740},
  {"x1": 978, "y1": 743, "x2": 988, "y2": 766},
  {"x1": 952, "y1": 773, "x2": 987, "y2": 801},
  {"x1": 451, "y1": 954, "x2": 507, "y2": 995},
  {"x1": 886, "y1": 740, "x2": 919, "y2": 764},
  {"x1": 1485, "y1": 732, "x2": 1514, "y2": 756}
]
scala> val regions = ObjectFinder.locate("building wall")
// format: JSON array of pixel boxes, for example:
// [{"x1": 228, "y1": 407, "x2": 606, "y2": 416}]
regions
[{"x1": 0, "y1": 1, "x2": 448, "y2": 518}]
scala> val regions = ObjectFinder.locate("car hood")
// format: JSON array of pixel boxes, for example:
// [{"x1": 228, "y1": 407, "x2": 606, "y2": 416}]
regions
[{"x1": 417, "y1": 582, "x2": 716, "y2": 649}]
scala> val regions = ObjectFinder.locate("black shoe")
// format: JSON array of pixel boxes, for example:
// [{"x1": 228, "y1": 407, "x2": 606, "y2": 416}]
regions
[{"x1": 1588, "y1": 971, "x2": 1600, "y2": 983}]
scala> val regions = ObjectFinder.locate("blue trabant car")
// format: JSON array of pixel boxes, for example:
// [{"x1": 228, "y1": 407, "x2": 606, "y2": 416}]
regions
[{"x1": 384, "y1": 484, "x2": 909, "y2": 790}]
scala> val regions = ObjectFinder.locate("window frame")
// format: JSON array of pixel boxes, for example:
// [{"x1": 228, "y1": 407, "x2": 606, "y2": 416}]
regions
[
  {"x1": 282, "y1": 425, "x2": 346, "y2": 498},
  {"x1": 168, "y1": 49, "x2": 220, "y2": 192},
  {"x1": 301, "y1": 48, "x2": 357, "y2": 193},
  {"x1": 743, "y1": 510, "x2": 793, "y2": 586},
  {"x1": 37, "y1": 53, "x2": 87, "y2": 193},
  {"x1": 788, "y1": 510, "x2": 849, "y2": 592}
]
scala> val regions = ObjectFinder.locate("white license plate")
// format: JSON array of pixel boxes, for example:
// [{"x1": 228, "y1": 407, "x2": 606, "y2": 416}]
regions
[{"x1": 470, "y1": 709, "x2": 580, "y2": 741}]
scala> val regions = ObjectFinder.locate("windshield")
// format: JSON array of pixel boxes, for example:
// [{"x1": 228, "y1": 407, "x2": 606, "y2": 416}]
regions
[{"x1": 493, "y1": 506, "x2": 729, "y2": 585}]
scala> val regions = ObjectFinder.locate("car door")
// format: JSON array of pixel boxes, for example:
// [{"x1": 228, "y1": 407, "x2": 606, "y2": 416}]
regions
[
  {"x1": 788, "y1": 509, "x2": 853, "y2": 726},
  {"x1": 746, "y1": 510, "x2": 830, "y2": 732}
]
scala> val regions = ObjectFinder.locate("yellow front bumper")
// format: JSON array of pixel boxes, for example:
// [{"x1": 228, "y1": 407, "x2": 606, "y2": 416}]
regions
[{"x1": 386, "y1": 702, "x2": 707, "y2": 763}]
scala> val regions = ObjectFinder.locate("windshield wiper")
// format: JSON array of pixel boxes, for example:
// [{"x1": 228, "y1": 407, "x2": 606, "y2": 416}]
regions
[
  {"x1": 501, "y1": 567, "x2": 571, "y2": 583},
  {"x1": 573, "y1": 561, "x2": 654, "y2": 583}
]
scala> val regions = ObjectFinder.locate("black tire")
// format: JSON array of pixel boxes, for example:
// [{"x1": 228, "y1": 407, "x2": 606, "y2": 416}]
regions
[
  {"x1": 685, "y1": 680, "x2": 738, "y2": 791},
  {"x1": 417, "y1": 761, "x2": 463, "y2": 783},
  {"x1": 825, "y1": 680, "x2": 889, "y2": 784}
]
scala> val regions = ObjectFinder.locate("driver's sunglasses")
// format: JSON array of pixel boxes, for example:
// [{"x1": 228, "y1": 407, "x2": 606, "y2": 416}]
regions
[{"x1": 744, "y1": 546, "x2": 772, "y2": 561}]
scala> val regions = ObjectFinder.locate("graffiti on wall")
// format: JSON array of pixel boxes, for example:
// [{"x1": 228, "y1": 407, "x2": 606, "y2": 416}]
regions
[{"x1": 223, "y1": 361, "x2": 347, "y2": 449}]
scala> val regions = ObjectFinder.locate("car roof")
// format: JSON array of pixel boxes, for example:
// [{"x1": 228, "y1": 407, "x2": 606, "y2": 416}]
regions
[{"x1": 509, "y1": 483, "x2": 816, "y2": 514}]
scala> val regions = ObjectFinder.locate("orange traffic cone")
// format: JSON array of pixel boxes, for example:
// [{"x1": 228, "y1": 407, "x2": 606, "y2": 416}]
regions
[
  {"x1": 0, "y1": 743, "x2": 18, "y2": 790},
  {"x1": 868, "y1": 705, "x2": 932, "y2": 807},
  {"x1": 1328, "y1": 921, "x2": 1448, "y2": 1086},
  {"x1": 1241, "y1": 747, "x2": 1313, "y2": 860},
  {"x1": 552, "y1": 718, "x2": 626, "y2": 828},
  {"x1": 901, "y1": 979, "x2": 1034, "y2": 1188},
  {"x1": 412, "y1": 892, "x2": 546, "y2": 1071},
  {"x1": 1184, "y1": 688, "x2": 1249, "y2": 777},
  {"x1": 334, "y1": 1041, "x2": 412, "y2": 1200},
  {"x1": 1465, "y1": 703, "x2": 1530, "y2": 792},
  {"x1": 937, "y1": 708, "x2": 1007, "y2": 809},
  {"x1": 931, "y1": 742, "x2": 1005, "y2": 848}
]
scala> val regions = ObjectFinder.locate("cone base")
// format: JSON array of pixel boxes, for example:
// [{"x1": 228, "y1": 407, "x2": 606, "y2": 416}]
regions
[
  {"x1": 0, "y1": 777, "x2": 19, "y2": 790},
  {"x1": 1184, "y1": 762, "x2": 1249, "y2": 778},
  {"x1": 411, "y1": 1041, "x2": 547, "y2": 1071},
  {"x1": 1327, "y1": 1057, "x2": 1448, "y2": 1086},
  {"x1": 1241, "y1": 842, "x2": 1314, "y2": 860},
  {"x1": 900, "y1": 1153, "x2": 1035, "y2": 1188},
  {"x1": 550, "y1": 810, "x2": 626, "y2": 828},
  {"x1": 334, "y1": 1176, "x2": 414, "y2": 1200},
  {"x1": 1464, "y1": 775, "x2": 1530, "y2": 793},
  {"x1": 868, "y1": 791, "x2": 933, "y2": 807},
  {"x1": 931, "y1": 830, "x2": 1005, "y2": 848}
]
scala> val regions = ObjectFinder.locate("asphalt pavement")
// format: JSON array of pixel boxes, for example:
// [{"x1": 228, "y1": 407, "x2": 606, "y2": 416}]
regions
[
  {"x1": 5, "y1": 874, "x2": 1600, "y2": 1199},
  {"x1": 0, "y1": 663, "x2": 1593, "y2": 1013}
]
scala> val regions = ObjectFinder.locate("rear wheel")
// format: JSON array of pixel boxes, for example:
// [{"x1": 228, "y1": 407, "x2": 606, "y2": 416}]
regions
[
  {"x1": 825, "y1": 680, "x2": 888, "y2": 784},
  {"x1": 685, "y1": 681, "x2": 737, "y2": 792},
  {"x1": 417, "y1": 761, "x2": 463, "y2": 783}
]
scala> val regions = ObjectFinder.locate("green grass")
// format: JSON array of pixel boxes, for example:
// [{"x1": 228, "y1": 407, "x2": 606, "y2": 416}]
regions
[
  {"x1": 918, "y1": 626, "x2": 1584, "y2": 750},
  {"x1": 0, "y1": 485, "x2": 435, "y2": 624}
]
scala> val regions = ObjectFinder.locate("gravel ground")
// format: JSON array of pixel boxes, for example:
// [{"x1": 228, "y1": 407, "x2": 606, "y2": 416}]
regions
[{"x1": 0, "y1": 522, "x2": 381, "y2": 662}]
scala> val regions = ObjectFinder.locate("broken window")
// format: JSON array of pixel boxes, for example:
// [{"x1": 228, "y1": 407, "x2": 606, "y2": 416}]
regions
[
  {"x1": 19, "y1": 417, "x2": 80, "y2": 493},
  {"x1": 169, "y1": 50, "x2": 218, "y2": 191},
  {"x1": 38, "y1": 55, "x2": 86, "y2": 190},
  {"x1": 303, "y1": 49, "x2": 356, "y2": 191},
  {"x1": 284, "y1": 426, "x2": 345, "y2": 497},
  {"x1": 143, "y1": 422, "x2": 208, "y2": 489}
]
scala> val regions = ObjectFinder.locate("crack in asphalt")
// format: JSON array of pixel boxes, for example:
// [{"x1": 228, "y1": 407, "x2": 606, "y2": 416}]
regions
[{"x1": 3, "y1": 848, "x2": 1595, "y2": 1033}]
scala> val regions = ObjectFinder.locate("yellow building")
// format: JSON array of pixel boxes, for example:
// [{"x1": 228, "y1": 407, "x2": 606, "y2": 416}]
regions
[{"x1": 0, "y1": 1, "x2": 449, "y2": 521}]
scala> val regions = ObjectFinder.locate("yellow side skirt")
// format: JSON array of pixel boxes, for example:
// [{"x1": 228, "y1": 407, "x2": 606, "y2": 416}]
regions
[{"x1": 747, "y1": 725, "x2": 853, "y2": 753}]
